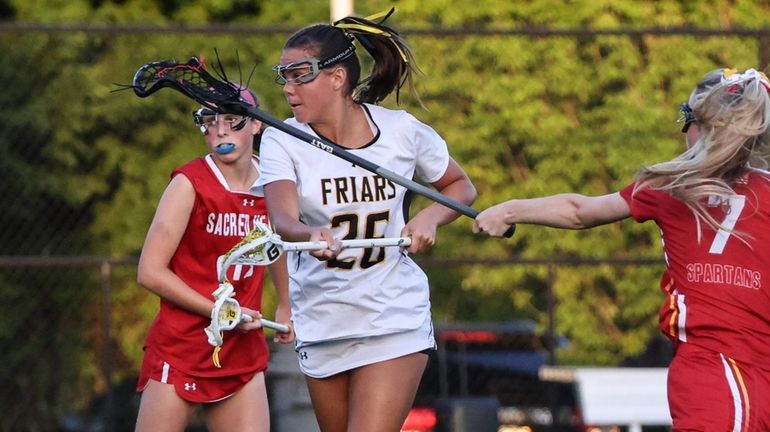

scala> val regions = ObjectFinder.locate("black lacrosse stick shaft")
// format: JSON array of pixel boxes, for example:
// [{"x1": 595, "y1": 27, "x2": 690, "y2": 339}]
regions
[
  {"x1": 131, "y1": 57, "x2": 515, "y2": 238},
  {"x1": 244, "y1": 106, "x2": 515, "y2": 238}
]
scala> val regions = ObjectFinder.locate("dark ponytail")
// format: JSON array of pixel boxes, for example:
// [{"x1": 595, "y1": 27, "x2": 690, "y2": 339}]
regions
[
  {"x1": 284, "y1": 8, "x2": 420, "y2": 105},
  {"x1": 334, "y1": 9, "x2": 420, "y2": 104}
]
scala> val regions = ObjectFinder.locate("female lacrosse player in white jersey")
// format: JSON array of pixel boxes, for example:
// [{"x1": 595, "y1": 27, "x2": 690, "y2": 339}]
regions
[
  {"x1": 257, "y1": 9, "x2": 476, "y2": 432},
  {"x1": 135, "y1": 85, "x2": 293, "y2": 432},
  {"x1": 475, "y1": 68, "x2": 770, "y2": 431}
]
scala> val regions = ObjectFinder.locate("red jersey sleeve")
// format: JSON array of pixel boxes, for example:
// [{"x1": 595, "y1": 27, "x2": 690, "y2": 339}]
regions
[{"x1": 619, "y1": 182, "x2": 662, "y2": 223}]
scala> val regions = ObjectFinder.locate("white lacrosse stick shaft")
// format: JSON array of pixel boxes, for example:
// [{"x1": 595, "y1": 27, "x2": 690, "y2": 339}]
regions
[
  {"x1": 241, "y1": 314, "x2": 290, "y2": 333},
  {"x1": 217, "y1": 221, "x2": 411, "y2": 282},
  {"x1": 282, "y1": 237, "x2": 413, "y2": 251}
]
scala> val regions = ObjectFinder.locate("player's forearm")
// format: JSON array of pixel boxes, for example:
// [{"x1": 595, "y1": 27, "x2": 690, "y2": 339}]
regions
[
  {"x1": 422, "y1": 178, "x2": 478, "y2": 226},
  {"x1": 495, "y1": 194, "x2": 590, "y2": 229},
  {"x1": 264, "y1": 183, "x2": 312, "y2": 241},
  {"x1": 137, "y1": 266, "x2": 213, "y2": 317}
]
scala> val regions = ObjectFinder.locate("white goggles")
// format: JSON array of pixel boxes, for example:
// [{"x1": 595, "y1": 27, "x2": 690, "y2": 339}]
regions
[
  {"x1": 273, "y1": 44, "x2": 356, "y2": 85},
  {"x1": 192, "y1": 108, "x2": 248, "y2": 135}
]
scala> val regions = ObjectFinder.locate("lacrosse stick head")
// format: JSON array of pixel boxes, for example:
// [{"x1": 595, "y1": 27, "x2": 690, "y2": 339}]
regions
[
  {"x1": 217, "y1": 221, "x2": 285, "y2": 283},
  {"x1": 131, "y1": 57, "x2": 250, "y2": 116},
  {"x1": 204, "y1": 282, "x2": 249, "y2": 347}
]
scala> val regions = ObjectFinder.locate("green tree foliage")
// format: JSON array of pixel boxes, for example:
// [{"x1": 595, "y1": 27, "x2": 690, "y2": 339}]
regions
[
  {"x1": 0, "y1": 30, "x2": 109, "y2": 430},
  {"x1": 390, "y1": 0, "x2": 769, "y2": 364},
  {"x1": 0, "y1": 2, "x2": 307, "y2": 429}
]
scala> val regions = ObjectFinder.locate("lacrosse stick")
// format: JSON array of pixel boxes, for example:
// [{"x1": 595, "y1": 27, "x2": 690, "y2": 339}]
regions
[
  {"x1": 217, "y1": 220, "x2": 412, "y2": 283},
  {"x1": 129, "y1": 57, "x2": 515, "y2": 238},
  {"x1": 204, "y1": 281, "x2": 288, "y2": 367}
]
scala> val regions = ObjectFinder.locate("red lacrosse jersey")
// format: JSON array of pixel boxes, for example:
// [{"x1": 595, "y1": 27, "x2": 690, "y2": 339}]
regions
[
  {"x1": 144, "y1": 155, "x2": 270, "y2": 377},
  {"x1": 620, "y1": 169, "x2": 770, "y2": 368}
]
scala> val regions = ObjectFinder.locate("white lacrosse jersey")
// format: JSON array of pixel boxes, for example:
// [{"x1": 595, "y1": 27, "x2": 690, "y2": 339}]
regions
[{"x1": 256, "y1": 103, "x2": 449, "y2": 345}]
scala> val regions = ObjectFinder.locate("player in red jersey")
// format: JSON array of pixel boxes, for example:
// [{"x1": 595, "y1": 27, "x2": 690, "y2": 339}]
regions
[
  {"x1": 134, "y1": 85, "x2": 294, "y2": 432},
  {"x1": 474, "y1": 68, "x2": 770, "y2": 431}
]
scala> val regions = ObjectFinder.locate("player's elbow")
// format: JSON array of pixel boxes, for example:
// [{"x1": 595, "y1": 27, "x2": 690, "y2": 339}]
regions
[
  {"x1": 559, "y1": 213, "x2": 590, "y2": 229},
  {"x1": 457, "y1": 172, "x2": 478, "y2": 206},
  {"x1": 574, "y1": 196, "x2": 614, "y2": 229},
  {"x1": 136, "y1": 267, "x2": 152, "y2": 289},
  {"x1": 573, "y1": 215, "x2": 598, "y2": 229},
  {"x1": 563, "y1": 195, "x2": 597, "y2": 229},
  {"x1": 136, "y1": 261, "x2": 161, "y2": 291},
  {"x1": 466, "y1": 182, "x2": 478, "y2": 206},
  {"x1": 572, "y1": 193, "x2": 628, "y2": 229}
]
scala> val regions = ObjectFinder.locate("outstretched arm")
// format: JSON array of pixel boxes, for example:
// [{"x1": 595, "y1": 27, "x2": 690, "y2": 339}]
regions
[{"x1": 473, "y1": 192, "x2": 631, "y2": 237}]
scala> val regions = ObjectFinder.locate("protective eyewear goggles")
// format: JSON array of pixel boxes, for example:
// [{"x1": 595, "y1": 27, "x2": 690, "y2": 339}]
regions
[
  {"x1": 273, "y1": 44, "x2": 356, "y2": 85},
  {"x1": 677, "y1": 102, "x2": 696, "y2": 133},
  {"x1": 193, "y1": 108, "x2": 249, "y2": 135}
]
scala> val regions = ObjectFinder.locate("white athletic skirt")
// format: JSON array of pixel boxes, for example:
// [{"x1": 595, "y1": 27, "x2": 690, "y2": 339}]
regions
[{"x1": 295, "y1": 315, "x2": 436, "y2": 378}]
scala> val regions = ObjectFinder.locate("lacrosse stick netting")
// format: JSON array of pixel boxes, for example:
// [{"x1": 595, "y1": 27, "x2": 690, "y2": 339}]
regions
[
  {"x1": 204, "y1": 282, "x2": 246, "y2": 368},
  {"x1": 204, "y1": 281, "x2": 290, "y2": 367},
  {"x1": 205, "y1": 292, "x2": 289, "y2": 368}
]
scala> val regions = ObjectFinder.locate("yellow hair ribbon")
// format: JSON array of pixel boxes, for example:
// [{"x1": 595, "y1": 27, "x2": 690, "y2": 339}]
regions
[
  {"x1": 332, "y1": 7, "x2": 395, "y2": 33},
  {"x1": 334, "y1": 22, "x2": 390, "y2": 36},
  {"x1": 362, "y1": 7, "x2": 395, "y2": 23},
  {"x1": 333, "y1": 8, "x2": 408, "y2": 63}
]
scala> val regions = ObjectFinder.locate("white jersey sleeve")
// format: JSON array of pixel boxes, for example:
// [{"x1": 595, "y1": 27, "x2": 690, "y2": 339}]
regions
[
  {"x1": 408, "y1": 113, "x2": 450, "y2": 183},
  {"x1": 255, "y1": 126, "x2": 297, "y2": 187}
]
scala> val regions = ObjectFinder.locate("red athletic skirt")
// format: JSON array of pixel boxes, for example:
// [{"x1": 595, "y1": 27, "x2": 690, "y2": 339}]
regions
[{"x1": 136, "y1": 345, "x2": 257, "y2": 403}]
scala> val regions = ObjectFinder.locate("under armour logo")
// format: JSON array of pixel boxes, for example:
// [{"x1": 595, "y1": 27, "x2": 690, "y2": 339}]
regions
[
  {"x1": 243, "y1": 199, "x2": 255, "y2": 206},
  {"x1": 184, "y1": 382, "x2": 197, "y2": 391},
  {"x1": 299, "y1": 351, "x2": 308, "y2": 360}
]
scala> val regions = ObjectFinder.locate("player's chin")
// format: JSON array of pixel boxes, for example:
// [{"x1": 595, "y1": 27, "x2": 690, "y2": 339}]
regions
[{"x1": 291, "y1": 107, "x2": 312, "y2": 124}]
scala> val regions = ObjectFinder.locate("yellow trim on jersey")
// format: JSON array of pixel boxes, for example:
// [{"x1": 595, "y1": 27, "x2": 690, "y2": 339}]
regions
[{"x1": 728, "y1": 357, "x2": 750, "y2": 431}]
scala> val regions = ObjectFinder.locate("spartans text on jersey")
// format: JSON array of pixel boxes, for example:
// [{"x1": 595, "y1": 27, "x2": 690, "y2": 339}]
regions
[{"x1": 686, "y1": 262, "x2": 761, "y2": 290}]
